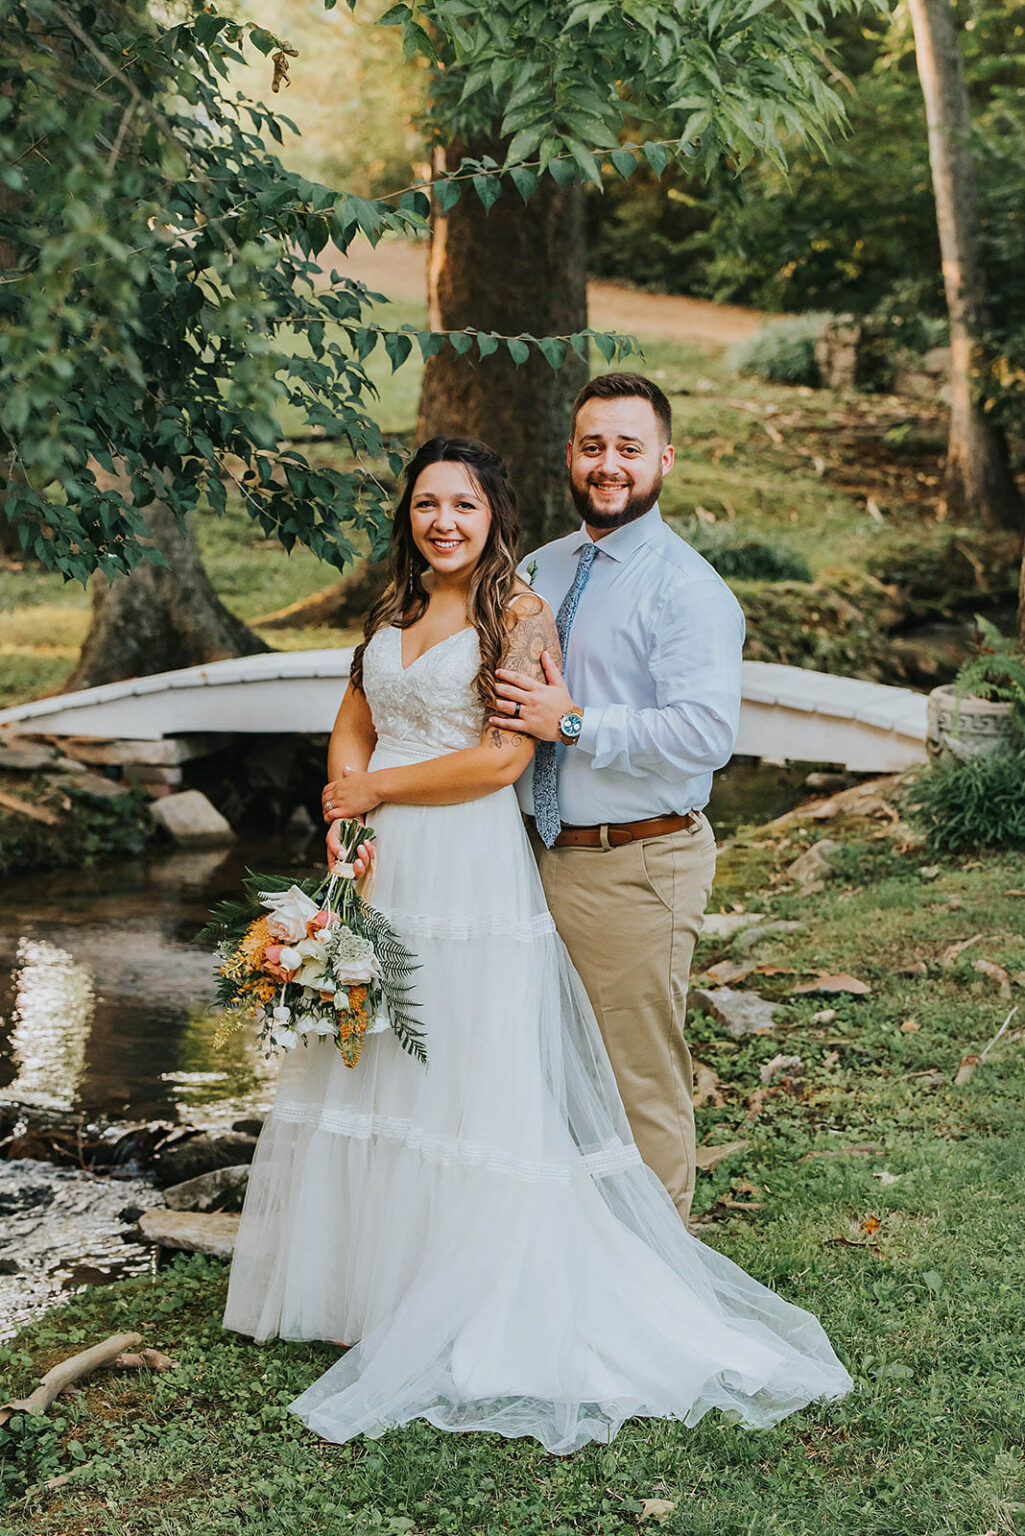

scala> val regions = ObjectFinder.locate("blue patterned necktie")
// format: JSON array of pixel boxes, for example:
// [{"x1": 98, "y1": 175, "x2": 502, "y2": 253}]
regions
[{"x1": 533, "y1": 541, "x2": 598, "y2": 847}]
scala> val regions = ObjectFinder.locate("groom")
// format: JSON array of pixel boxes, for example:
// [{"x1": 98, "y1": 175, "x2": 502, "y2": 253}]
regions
[{"x1": 491, "y1": 372, "x2": 745, "y2": 1225}]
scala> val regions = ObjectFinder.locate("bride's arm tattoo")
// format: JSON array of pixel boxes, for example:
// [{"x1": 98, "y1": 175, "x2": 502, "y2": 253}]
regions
[{"x1": 487, "y1": 598, "x2": 561, "y2": 750}]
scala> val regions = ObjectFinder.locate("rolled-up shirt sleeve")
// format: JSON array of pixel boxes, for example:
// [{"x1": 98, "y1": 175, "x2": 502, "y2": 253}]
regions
[{"x1": 575, "y1": 579, "x2": 745, "y2": 781}]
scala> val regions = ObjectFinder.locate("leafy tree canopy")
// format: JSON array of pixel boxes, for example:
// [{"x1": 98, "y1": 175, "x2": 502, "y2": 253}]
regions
[{"x1": 1, "y1": 0, "x2": 878, "y2": 582}]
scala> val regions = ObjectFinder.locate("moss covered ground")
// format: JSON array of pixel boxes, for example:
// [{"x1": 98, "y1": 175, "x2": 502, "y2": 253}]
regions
[{"x1": 2, "y1": 803, "x2": 1024, "y2": 1535}]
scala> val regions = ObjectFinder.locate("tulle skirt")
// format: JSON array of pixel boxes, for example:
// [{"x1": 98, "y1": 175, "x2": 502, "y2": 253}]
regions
[{"x1": 223, "y1": 745, "x2": 852, "y2": 1453}]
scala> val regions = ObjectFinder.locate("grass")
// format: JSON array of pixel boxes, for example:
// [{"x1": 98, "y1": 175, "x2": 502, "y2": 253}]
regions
[{"x1": 3, "y1": 811, "x2": 1024, "y2": 1534}]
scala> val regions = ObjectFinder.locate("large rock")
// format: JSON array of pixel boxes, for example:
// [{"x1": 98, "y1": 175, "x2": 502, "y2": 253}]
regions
[
  {"x1": 691, "y1": 987, "x2": 777, "y2": 1037},
  {"x1": 701, "y1": 912, "x2": 766, "y2": 941},
  {"x1": 0, "y1": 743, "x2": 56, "y2": 771},
  {"x1": 138, "y1": 1208, "x2": 239, "y2": 1258},
  {"x1": 150, "y1": 789, "x2": 236, "y2": 846},
  {"x1": 151, "y1": 1132, "x2": 257, "y2": 1188},
  {"x1": 163, "y1": 1164, "x2": 250, "y2": 1213},
  {"x1": 734, "y1": 919, "x2": 805, "y2": 954},
  {"x1": 785, "y1": 839, "x2": 840, "y2": 890}
]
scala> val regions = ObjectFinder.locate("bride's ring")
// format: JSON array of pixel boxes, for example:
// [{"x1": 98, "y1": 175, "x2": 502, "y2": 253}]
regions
[
  {"x1": 513, "y1": 703, "x2": 522, "y2": 720},
  {"x1": 326, "y1": 800, "x2": 334, "y2": 811}
]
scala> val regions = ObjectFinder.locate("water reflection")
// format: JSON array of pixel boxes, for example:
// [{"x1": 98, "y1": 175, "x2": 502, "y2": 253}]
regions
[
  {"x1": 0, "y1": 835, "x2": 322, "y2": 1128},
  {"x1": 4, "y1": 938, "x2": 94, "y2": 1109}
]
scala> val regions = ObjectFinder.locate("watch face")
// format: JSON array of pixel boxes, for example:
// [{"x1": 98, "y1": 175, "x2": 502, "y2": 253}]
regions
[{"x1": 560, "y1": 711, "x2": 583, "y2": 740}]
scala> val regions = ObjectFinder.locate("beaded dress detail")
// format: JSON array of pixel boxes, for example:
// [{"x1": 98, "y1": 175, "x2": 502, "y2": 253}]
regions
[{"x1": 224, "y1": 624, "x2": 852, "y2": 1453}]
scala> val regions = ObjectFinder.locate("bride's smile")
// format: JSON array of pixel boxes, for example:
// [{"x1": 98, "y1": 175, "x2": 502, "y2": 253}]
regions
[{"x1": 409, "y1": 460, "x2": 493, "y2": 584}]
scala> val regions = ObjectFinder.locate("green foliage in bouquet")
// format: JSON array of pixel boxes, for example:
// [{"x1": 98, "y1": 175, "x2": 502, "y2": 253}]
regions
[{"x1": 902, "y1": 750, "x2": 1025, "y2": 856}]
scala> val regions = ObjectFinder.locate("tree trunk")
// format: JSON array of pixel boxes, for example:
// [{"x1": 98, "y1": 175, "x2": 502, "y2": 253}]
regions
[
  {"x1": 417, "y1": 143, "x2": 589, "y2": 553},
  {"x1": 908, "y1": 0, "x2": 1023, "y2": 531},
  {"x1": 65, "y1": 495, "x2": 269, "y2": 691}
]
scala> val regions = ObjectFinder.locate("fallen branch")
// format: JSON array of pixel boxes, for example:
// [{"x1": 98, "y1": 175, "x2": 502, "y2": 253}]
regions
[
  {"x1": 115, "y1": 1348, "x2": 178, "y2": 1372},
  {"x1": 0, "y1": 1332, "x2": 142, "y2": 1426}
]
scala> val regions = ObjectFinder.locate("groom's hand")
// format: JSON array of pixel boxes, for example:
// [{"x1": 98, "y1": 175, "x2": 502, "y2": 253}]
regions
[{"x1": 492, "y1": 651, "x2": 576, "y2": 742}]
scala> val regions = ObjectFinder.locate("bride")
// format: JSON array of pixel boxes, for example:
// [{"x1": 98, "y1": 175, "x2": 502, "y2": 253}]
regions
[{"x1": 223, "y1": 437, "x2": 852, "y2": 1453}]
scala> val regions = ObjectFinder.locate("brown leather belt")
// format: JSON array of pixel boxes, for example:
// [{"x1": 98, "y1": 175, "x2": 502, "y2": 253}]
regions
[{"x1": 550, "y1": 811, "x2": 699, "y2": 849}]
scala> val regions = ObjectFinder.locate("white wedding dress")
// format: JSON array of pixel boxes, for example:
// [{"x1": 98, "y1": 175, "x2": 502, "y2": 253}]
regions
[{"x1": 223, "y1": 623, "x2": 852, "y2": 1452}]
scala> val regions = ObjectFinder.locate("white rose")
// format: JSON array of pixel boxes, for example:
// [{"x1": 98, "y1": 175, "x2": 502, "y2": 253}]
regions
[
  {"x1": 260, "y1": 885, "x2": 320, "y2": 943},
  {"x1": 311, "y1": 1018, "x2": 335, "y2": 1037},
  {"x1": 272, "y1": 1005, "x2": 291, "y2": 1024},
  {"x1": 271, "y1": 1027, "x2": 298, "y2": 1050}
]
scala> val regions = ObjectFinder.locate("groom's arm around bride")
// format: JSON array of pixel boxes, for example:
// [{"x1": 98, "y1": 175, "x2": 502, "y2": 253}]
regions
[{"x1": 492, "y1": 372, "x2": 745, "y2": 1225}]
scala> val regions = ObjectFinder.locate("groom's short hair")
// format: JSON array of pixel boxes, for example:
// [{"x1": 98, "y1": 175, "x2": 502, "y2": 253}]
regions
[{"x1": 570, "y1": 373, "x2": 672, "y2": 446}]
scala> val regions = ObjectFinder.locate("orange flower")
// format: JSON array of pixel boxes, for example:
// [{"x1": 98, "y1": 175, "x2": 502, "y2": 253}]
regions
[
  {"x1": 239, "y1": 917, "x2": 274, "y2": 972},
  {"x1": 307, "y1": 909, "x2": 340, "y2": 938},
  {"x1": 243, "y1": 976, "x2": 277, "y2": 1005}
]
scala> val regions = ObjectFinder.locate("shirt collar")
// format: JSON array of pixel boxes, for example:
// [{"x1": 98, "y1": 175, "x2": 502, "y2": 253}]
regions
[{"x1": 568, "y1": 502, "x2": 663, "y2": 564}]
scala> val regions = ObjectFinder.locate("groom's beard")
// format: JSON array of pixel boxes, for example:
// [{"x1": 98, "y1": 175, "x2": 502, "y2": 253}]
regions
[{"x1": 569, "y1": 468, "x2": 663, "y2": 531}]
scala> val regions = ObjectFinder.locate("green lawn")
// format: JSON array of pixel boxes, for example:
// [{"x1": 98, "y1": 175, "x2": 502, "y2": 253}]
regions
[{"x1": 3, "y1": 811, "x2": 1023, "y2": 1535}]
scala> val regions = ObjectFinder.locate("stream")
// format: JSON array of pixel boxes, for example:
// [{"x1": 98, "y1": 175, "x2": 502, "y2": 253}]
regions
[{"x1": 0, "y1": 757, "x2": 815, "y2": 1334}]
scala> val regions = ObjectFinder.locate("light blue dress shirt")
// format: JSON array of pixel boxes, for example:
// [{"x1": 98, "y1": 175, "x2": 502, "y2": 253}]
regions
[{"x1": 515, "y1": 504, "x2": 745, "y2": 826}]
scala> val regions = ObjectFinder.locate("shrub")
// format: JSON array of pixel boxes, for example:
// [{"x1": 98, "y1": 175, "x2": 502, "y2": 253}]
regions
[
  {"x1": 676, "y1": 519, "x2": 813, "y2": 583},
  {"x1": 902, "y1": 750, "x2": 1025, "y2": 855},
  {"x1": 728, "y1": 316, "x2": 828, "y2": 387}
]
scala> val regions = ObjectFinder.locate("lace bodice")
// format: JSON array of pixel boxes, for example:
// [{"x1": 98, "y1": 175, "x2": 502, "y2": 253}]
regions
[{"x1": 363, "y1": 625, "x2": 484, "y2": 758}]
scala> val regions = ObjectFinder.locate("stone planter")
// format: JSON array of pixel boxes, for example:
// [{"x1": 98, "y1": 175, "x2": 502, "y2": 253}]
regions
[{"x1": 926, "y1": 683, "x2": 1020, "y2": 764}]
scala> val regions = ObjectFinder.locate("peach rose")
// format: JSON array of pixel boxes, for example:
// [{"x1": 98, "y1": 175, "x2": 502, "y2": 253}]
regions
[
  {"x1": 307, "y1": 909, "x2": 340, "y2": 937},
  {"x1": 263, "y1": 943, "x2": 298, "y2": 982}
]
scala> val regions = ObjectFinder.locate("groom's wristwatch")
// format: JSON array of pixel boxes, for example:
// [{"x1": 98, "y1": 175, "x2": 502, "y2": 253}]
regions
[{"x1": 557, "y1": 707, "x2": 584, "y2": 746}]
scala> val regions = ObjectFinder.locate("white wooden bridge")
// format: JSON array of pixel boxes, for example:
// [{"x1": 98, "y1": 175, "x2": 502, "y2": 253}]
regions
[{"x1": 0, "y1": 652, "x2": 928, "y2": 773}]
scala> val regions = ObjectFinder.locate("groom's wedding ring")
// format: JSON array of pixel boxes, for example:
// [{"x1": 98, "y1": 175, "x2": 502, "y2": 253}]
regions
[
  {"x1": 326, "y1": 800, "x2": 334, "y2": 811},
  {"x1": 513, "y1": 703, "x2": 522, "y2": 719}
]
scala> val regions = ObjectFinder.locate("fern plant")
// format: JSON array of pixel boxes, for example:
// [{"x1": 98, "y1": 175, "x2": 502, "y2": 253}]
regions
[{"x1": 954, "y1": 616, "x2": 1025, "y2": 739}]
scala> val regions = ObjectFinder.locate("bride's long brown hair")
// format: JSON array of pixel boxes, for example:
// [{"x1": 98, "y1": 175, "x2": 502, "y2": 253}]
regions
[{"x1": 350, "y1": 438, "x2": 520, "y2": 713}]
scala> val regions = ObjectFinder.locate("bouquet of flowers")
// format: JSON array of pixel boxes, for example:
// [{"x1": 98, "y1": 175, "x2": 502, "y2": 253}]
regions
[{"x1": 198, "y1": 818, "x2": 425, "y2": 1069}]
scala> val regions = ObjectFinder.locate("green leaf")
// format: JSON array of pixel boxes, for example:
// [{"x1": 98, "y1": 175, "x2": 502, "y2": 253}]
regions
[
  {"x1": 538, "y1": 338, "x2": 567, "y2": 370},
  {"x1": 548, "y1": 158, "x2": 579, "y2": 188},
  {"x1": 377, "y1": 2, "x2": 409, "y2": 23},
  {"x1": 384, "y1": 332, "x2": 413, "y2": 372},
  {"x1": 642, "y1": 141, "x2": 669, "y2": 177},
  {"x1": 249, "y1": 26, "x2": 276, "y2": 55},
  {"x1": 472, "y1": 174, "x2": 503, "y2": 212},
  {"x1": 416, "y1": 331, "x2": 446, "y2": 361},
  {"x1": 433, "y1": 178, "x2": 462, "y2": 213},
  {"x1": 566, "y1": 141, "x2": 603, "y2": 187},
  {"x1": 508, "y1": 166, "x2": 538, "y2": 204},
  {"x1": 504, "y1": 124, "x2": 545, "y2": 163},
  {"x1": 609, "y1": 148, "x2": 637, "y2": 178},
  {"x1": 593, "y1": 332, "x2": 617, "y2": 364},
  {"x1": 506, "y1": 338, "x2": 530, "y2": 366},
  {"x1": 448, "y1": 332, "x2": 474, "y2": 357},
  {"x1": 476, "y1": 333, "x2": 500, "y2": 358}
]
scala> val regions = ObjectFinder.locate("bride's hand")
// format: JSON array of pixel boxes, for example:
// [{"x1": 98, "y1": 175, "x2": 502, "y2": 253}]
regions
[
  {"x1": 322, "y1": 767, "x2": 380, "y2": 823},
  {"x1": 326, "y1": 821, "x2": 376, "y2": 878}
]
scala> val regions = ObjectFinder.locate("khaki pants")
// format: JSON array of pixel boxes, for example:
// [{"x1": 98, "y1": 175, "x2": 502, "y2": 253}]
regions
[{"x1": 532, "y1": 815, "x2": 716, "y2": 1225}]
